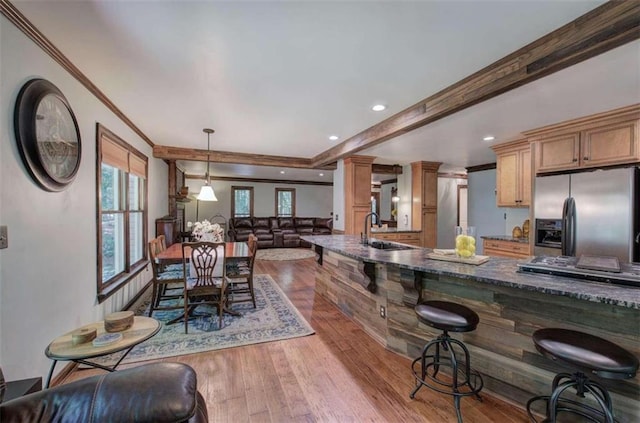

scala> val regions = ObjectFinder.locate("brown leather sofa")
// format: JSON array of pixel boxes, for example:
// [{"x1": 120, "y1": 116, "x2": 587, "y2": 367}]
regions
[
  {"x1": 0, "y1": 363, "x2": 208, "y2": 423},
  {"x1": 228, "y1": 217, "x2": 332, "y2": 248}
]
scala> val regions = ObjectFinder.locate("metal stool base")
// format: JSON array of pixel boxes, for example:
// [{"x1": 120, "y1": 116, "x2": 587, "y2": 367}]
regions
[
  {"x1": 410, "y1": 332, "x2": 483, "y2": 423},
  {"x1": 526, "y1": 372, "x2": 617, "y2": 423}
]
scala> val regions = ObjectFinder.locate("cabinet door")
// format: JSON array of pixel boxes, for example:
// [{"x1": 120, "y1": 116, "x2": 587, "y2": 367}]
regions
[
  {"x1": 396, "y1": 232, "x2": 421, "y2": 246},
  {"x1": 371, "y1": 232, "x2": 396, "y2": 241},
  {"x1": 519, "y1": 148, "x2": 531, "y2": 207},
  {"x1": 422, "y1": 211, "x2": 437, "y2": 248},
  {"x1": 422, "y1": 170, "x2": 438, "y2": 208},
  {"x1": 535, "y1": 133, "x2": 580, "y2": 173},
  {"x1": 581, "y1": 120, "x2": 639, "y2": 168},
  {"x1": 483, "y1": 239, "x2": 531, "y2": 258},
  {"x1": 496, "y1": 151, "x2": 518, "y2": 207}
]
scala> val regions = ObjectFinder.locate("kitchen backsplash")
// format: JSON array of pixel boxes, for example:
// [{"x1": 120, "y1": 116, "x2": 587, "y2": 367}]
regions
[{"x1": 504, "y1": 208, "x2": 530, "y2": 237}]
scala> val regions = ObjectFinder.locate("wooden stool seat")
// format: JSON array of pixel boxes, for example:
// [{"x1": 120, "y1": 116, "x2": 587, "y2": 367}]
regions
[
  {"x1": 533, "y1": 328, "x2": 638, "y2": 379},
  {"x1": 415, "y1": 301, "x2": 479, "y2": 333},
  {"x1": 527, "y1": 328, "x2": 638, "y2": 423}
]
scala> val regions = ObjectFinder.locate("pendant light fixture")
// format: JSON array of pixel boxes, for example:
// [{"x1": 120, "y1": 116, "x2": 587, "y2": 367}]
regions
[{"x1": 197, "y1": 128, "x2": 218, "y2": 201}]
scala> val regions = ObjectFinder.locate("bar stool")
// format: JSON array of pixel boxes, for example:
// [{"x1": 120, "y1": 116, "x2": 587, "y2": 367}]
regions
[
  {"x1": 526, "y1": 328, "x2": 639, "y2": 423},
  {"x1": 410, "y1": 301, "x2": 484, "y2": 423}
]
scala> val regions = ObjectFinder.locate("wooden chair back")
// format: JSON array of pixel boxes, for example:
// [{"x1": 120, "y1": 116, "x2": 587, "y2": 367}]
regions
[
  {"x1": 247, "y1": 234, "x2": 258, "y2": 258},
  {"x1": 182, "y1": 242, "x2": 227, "y2": 289},
  {"x1": 181, "y1": 241, "x2": 228, "y2": 331},
  {"x1": 148, "y1": 237, "x2": 164, "y2": 277},
  {"x1": 157, "y1": 235, "x2": 167, "y2": 251}
]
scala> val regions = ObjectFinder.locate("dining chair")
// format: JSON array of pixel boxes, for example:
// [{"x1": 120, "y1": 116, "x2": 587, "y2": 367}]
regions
[
  {"x1": 209, "y1": 213, "x2": 228, "y2": 242},
  {"x1": 227, "y1": 234, "x2": 257, "y2": 308},
  {"x1": 182, "y1": 241, "x2": 229, "y2": 332},
  {"x1": 158, "y1": 234, "x2": 167, "y2": 251},
  {"x1": 148, "y1": 237, "x2": 184, "y2": 318}
]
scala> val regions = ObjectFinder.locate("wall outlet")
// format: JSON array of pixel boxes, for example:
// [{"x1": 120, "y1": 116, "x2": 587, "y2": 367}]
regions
[
  {"x1": 379, "y1": 305, "x2": 386, "y2": 318},
  {"x1": 0, "y1": 226, "x2": 7, "y2": 249}
]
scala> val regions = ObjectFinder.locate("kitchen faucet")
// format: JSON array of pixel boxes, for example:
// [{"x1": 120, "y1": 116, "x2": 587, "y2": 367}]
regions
[{"x1": 362, "y1": 212, "x2": 380, "y2": 245}]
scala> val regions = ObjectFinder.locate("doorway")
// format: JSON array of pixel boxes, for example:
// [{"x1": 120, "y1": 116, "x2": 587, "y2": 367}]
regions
[{"x1": 457, "y1": 185, "x2": 468, "y2": 228}]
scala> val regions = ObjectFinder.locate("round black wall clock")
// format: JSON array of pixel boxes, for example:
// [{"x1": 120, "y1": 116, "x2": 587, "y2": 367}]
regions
[{"x1": 14, "y1": 78, "x2": 81, "y2": 191}]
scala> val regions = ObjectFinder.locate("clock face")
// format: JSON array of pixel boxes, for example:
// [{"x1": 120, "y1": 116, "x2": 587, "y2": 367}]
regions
[
  {"x1": 14, "y1": 79, "x2": 82, "y2": 191},
  {"x1": 35, "y1": 93, "x2": 80, "y2": 182}
]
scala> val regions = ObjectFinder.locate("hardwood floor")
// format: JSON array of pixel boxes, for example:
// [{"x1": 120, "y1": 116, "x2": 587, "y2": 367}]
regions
[{"x1": 63, "y1": 256, "x2": 529, "y2": 422}]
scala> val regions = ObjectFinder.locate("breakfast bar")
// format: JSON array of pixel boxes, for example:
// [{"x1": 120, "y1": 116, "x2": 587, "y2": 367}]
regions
[{"x1": 301, "y1": 234, "x2": 640, "y2": 420}]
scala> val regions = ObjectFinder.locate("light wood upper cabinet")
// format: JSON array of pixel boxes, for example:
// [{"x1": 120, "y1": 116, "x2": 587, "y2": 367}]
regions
[
  {"x1": 581, "y1": 120, "x2": 638, "y2": 167},
  {"x1": 535, "y1": 133, "x2": 581, "y2": 173},
  {"x1": 526, "y1": 105, "x2": 640, "y2": 175},
  {"x1": 492, "y1": 140, "x2": 531, "y2": 207}
]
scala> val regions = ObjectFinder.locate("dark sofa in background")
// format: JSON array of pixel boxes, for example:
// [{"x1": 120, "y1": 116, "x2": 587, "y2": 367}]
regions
[{"x1": 228, "y1": 217, "x2": 332, "y2": 248}]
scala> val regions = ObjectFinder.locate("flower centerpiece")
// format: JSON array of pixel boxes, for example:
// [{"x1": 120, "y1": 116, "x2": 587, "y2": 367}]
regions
[{"x1": 188, "y1": 219, "x2": 224, "y2": 242}]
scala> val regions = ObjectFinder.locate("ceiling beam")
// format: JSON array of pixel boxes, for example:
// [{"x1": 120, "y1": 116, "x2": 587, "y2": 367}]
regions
[
  {"x1": 153, "y1": 145, "x2": 336, "y2": 170},
  {"x1": 310, "y1": 1, "x2": 640, "y2": 167},
  {"x1": 371, "y1": 164, "x2": 403, "y2": 175},
  {"x1": 184, "y1": 174, "x2": 333, "y2": 186}
]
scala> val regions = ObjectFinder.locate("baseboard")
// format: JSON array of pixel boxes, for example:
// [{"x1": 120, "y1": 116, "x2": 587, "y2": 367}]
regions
[{"x1": 122, "y1": 280, "x2": 153, "y2": 311}]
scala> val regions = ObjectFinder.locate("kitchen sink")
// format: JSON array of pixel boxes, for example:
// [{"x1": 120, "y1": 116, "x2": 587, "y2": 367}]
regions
[{"x1": 368, "y1": 241, "x2": 414, "y2": 251}]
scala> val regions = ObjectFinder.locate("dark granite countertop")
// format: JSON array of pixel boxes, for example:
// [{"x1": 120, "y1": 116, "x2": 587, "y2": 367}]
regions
[
  {"x1": 481, "y1": 235, "x2": 530, "y2": 244},
  {"x1": 370, "y1": 228, "x2": 421, "y2": 233},
  {"x1": 301, "y1": 235, "x2": 640, "y2": 309}
]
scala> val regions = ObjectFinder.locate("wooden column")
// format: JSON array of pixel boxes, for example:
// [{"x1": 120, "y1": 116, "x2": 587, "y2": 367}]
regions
[
  {"x1": 344, "y1": 155, "x2": 376, "y2": 236},
  {"x1": 411, "y1": 161, "x2": 441, "y2": 247},
  {"x1": 168, "y1": 160, "x2": 177, "y2": 218}
]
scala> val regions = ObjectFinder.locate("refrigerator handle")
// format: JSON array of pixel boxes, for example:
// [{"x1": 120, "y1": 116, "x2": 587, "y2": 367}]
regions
[
  {"x1": 566, "y1": 197, "x2": 576, "y2": 256},
  {"x1": 561, "y1": 198, "x2": 569, "y2": 255},
  {"x1": 561, "y1": 197, "x2": 576, "y2": 256}
]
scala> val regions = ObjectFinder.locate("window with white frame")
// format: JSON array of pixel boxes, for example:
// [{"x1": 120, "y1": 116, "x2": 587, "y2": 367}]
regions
[
  {"x1": 276, "y1": 188, "x2": 295, "y2": 217},
  {"x1": 232, "y1": 186, "x2": 253, "y2": 218},
  {"x1": 97, "y1": 124, "x2": 148, "y2": 301}
]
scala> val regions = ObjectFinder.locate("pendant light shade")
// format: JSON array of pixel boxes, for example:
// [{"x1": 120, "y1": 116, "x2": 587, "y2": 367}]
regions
[
  {"x1": 197, "y1": 128, "x2": 218, "y2": 202},
  {"x1": 197, "y1": 184, "x2": 218, "y2": 201}
]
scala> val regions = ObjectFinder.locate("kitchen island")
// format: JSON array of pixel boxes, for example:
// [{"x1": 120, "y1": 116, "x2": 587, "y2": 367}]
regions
[{"x1": 302, "y1": 235, "x2": 639, "y2": 420}]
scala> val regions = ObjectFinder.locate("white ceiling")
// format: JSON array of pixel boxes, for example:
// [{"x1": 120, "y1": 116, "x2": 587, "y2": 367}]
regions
[{"x1": 12, "y1": 0, "x2": 640, "y2": 181}]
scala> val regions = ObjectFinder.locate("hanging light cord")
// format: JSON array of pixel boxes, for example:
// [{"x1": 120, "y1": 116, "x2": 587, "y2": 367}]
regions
[{"x1": 206, "y1": 132, "x2": 211, "y2": 183}]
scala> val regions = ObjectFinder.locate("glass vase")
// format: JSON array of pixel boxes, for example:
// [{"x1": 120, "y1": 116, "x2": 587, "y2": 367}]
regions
[{"x1": 455, "y1": 226, "x2": 476, "y2": 259}]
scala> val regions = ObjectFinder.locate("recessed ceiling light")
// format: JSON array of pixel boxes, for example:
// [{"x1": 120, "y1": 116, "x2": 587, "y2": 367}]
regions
[
  {"x1": 329, "y1": 135, "x2": 339, "y2": 141},
  {"x1": 319, "y1": 173, "x2": 324, "y2": 177},
  {"x1": 372, "y1": 104, "x2": 386, "y2": 112},
  {"x1": 280, "y1": 170, "x2": 285, "y2": 174},
  {"x1": 483, "y1": 135, "x2": 495, "y2": 141}
]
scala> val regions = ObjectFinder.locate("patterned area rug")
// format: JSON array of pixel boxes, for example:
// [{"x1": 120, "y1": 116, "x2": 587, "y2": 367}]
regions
[
  {"x1": 256, "y1": 248, "x2": 316, "y2": 261},
  {"x1": 92, "y1": 274, "x2": 314, "y2": 366}
]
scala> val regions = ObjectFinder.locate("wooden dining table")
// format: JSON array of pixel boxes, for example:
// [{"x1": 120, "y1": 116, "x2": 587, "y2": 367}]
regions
[
  {"x1": 155, "y1": 241, "x2": 250, "y2": 264},
  {"x1": 155, "y1": 241, "x2": 251, "y2": 319}
]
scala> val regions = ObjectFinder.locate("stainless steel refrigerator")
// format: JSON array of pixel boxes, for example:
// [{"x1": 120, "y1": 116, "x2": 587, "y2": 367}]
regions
[{"x1": 534, "y1": 166, "x2": 640, "y2": 263}]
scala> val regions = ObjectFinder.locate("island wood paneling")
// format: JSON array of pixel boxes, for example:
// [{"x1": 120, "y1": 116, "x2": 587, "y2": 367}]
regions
[{"x1": 313, "y1": 250, "x2": 640, "y2": 422}]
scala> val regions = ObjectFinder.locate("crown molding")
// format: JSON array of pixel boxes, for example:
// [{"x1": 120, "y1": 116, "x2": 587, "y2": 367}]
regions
[{"x1": 0, "y1": 0, "x2": 155, "y2": 148}]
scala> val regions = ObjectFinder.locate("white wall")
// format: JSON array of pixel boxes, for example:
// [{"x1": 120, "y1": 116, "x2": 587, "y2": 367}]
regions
[
  {"x1": 467, "y1": 168, "x2": 530, "y2": 254},
  {"x1": 437, "y1": 177, "x2": 468, "y2": 249},
  {"x1": 379, "y1": 182, "x2": 396, "y2": 221},
  {"x1": 0, "y1": 19, "x2": 167, "y2": 380},
  {"x1": 182, "y1": 178, "x2": 333, "y2": 225},
  {"x1": 396, "y1": 164, "x2": 412, "y2": 230}
]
